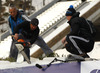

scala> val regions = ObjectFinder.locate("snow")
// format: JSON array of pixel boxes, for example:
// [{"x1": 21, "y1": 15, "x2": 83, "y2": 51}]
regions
[
  {"x1": 0, "y1": 57, "x2": 66, "y2": 70},
  {"x1": 0, "y1": 36, "x2": 11, "y2": 58},
  {"x1": 0, "y1": 41, "x2": 100, "y2": 70}
]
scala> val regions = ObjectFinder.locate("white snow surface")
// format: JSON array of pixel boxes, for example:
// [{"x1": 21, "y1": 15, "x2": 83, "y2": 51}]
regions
[
  {"x1": 0, "y1": 41, "x2": 100, "y2": 70},
  {"x1": 0, "y1": 57, "x2": 66, "y2": 69}
]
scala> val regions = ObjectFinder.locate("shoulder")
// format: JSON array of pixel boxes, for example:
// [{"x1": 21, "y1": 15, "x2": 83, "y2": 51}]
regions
[
  {"x1": 72, "y1": 17, "x2": 80, "y2": 21},
  {"x1": 73, "y1": 17, "x2": 84, "y2": 23},
  {"x1": 17, "y1": 11, "x2": 23, "y2": 18},
  {"x1": 70, "y1": 17, "x2": 80, "y2": 24},
  {"x1": 22, "y1": 21, "x2": 30, "y2": 25},
  {"x1": 18, "y1": 21, "x2": 30, "y2": 28}
]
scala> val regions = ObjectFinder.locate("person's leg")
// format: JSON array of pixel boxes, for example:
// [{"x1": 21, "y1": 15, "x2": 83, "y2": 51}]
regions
[
  {"x1": 66, "y1": 35, "x2": 94, "y2": 58},
  {"x1": 65, "y1": 43, "x2": 79, "y2": 55},
  {"x1": 34, "y1": 36, "x2": 54, "y2": 56},
  {"x1": 23, "y1": 47, "x2": 30, "y2": 61},
  {"x1": 66, "y1": 35, "x2": 83, "y2": 55},
  {"x1": 18, "y1": 34, "x2": 30, "y2": 61},
  {"x1": 9, "y1": 39, "x2": 18, "y2": 61},
  {"x1": 84, "y1": 39, "x2": 94, "y2": 52}
]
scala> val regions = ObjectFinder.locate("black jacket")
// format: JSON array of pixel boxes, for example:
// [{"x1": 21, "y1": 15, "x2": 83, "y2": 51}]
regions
[
  {"x1": 14, "y1": 21, "x2": 39, "y2": 44},
  {"x1": 67, "y1": 12, "x2": 93, "y2": 39}
]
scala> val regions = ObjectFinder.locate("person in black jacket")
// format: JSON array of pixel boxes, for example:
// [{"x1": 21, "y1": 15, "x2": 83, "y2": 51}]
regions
[
  {"x1": 13, "y1": 18, "x2": 54, "y2": 61},
  {"x1": 62, "y1": 5, "x2": 94, "y2": 58}
]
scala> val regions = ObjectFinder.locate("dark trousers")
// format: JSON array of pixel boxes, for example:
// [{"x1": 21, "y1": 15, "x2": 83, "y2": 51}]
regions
[
  {"x1": 65, "y1": 35, "x2": 94, "y2": 55},
  {"x1": 9, "y1": 35, "x2": 30, "y2": 61}
]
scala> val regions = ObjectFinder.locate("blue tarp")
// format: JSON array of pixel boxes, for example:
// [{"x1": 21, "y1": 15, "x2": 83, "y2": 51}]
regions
[{"x1": 0, "y1": 62, "x2": 80, "y2": 73}]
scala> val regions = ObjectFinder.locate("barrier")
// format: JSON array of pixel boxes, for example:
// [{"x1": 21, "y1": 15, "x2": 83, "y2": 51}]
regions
[
  {"x1": 0, "y1": 62, "x2": 80, "y2": 73},
  {"x1": 0, "y1": 60, "x2": 100, "y2": 73}
]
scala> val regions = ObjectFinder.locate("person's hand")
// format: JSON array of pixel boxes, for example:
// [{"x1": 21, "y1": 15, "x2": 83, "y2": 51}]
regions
[
  {"x1": 27, "y1": 42, "x2": 31, "y2": 47},
  {"x1": 64, "y1": 41, "x2": 68, "y2": 47},
  {"x1": 14, "y1": 33, "x2": 19, "y2": 40},
  {"x1": 27, "y1": 42, "x2": 31, "y2": 45},
  {"x1": 62, "y1": 37, "x2": 66, "y2": 44}
]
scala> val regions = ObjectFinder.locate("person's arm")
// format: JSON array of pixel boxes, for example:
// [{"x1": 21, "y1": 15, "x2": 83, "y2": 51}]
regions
[
  {"x1": 8, "y1": 18, "x2": 11, "y2": 28},
  {"x1": 62, "y1": 36, "x2": 66, "y2": 44},
  {"x1": 14, "y1": 21, "x2": 29, "y2": 34},
  {"x1": 8, "y1": 18, "x2": 13, "y2": 34},
  {"x1": 14, "y1": 21, "x2": 29, "y2": 40}
]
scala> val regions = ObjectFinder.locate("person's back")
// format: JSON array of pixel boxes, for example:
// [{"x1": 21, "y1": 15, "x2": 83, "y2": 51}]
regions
[
  {"x1": 71, "y1": 16, "x2": 94, "y2": 39},
  {"x1": 78, "y1": 17, "x2": 96, "y2": 38}
]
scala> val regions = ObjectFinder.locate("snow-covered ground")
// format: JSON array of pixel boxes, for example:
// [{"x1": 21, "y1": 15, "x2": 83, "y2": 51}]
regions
[
  {"x1": 0, "y1": 56, "x2": 67, "y2": 70},
  {"x1": 0, "y1": 41, "x2": 100, "y2": 70}
]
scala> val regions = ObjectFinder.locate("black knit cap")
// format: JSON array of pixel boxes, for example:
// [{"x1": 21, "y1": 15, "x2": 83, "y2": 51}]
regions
[
  {"x1": 30, "y1": 18, "x2": 39, "y2": 26},
  {"x1": 65, "y1": 5, "x2": 76, "y2": 16}
]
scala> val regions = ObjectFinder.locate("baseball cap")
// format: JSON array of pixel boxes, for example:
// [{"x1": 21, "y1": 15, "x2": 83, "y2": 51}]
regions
[{"x1": 30, "y1": 18, "x2": 39, "y2": 26}]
